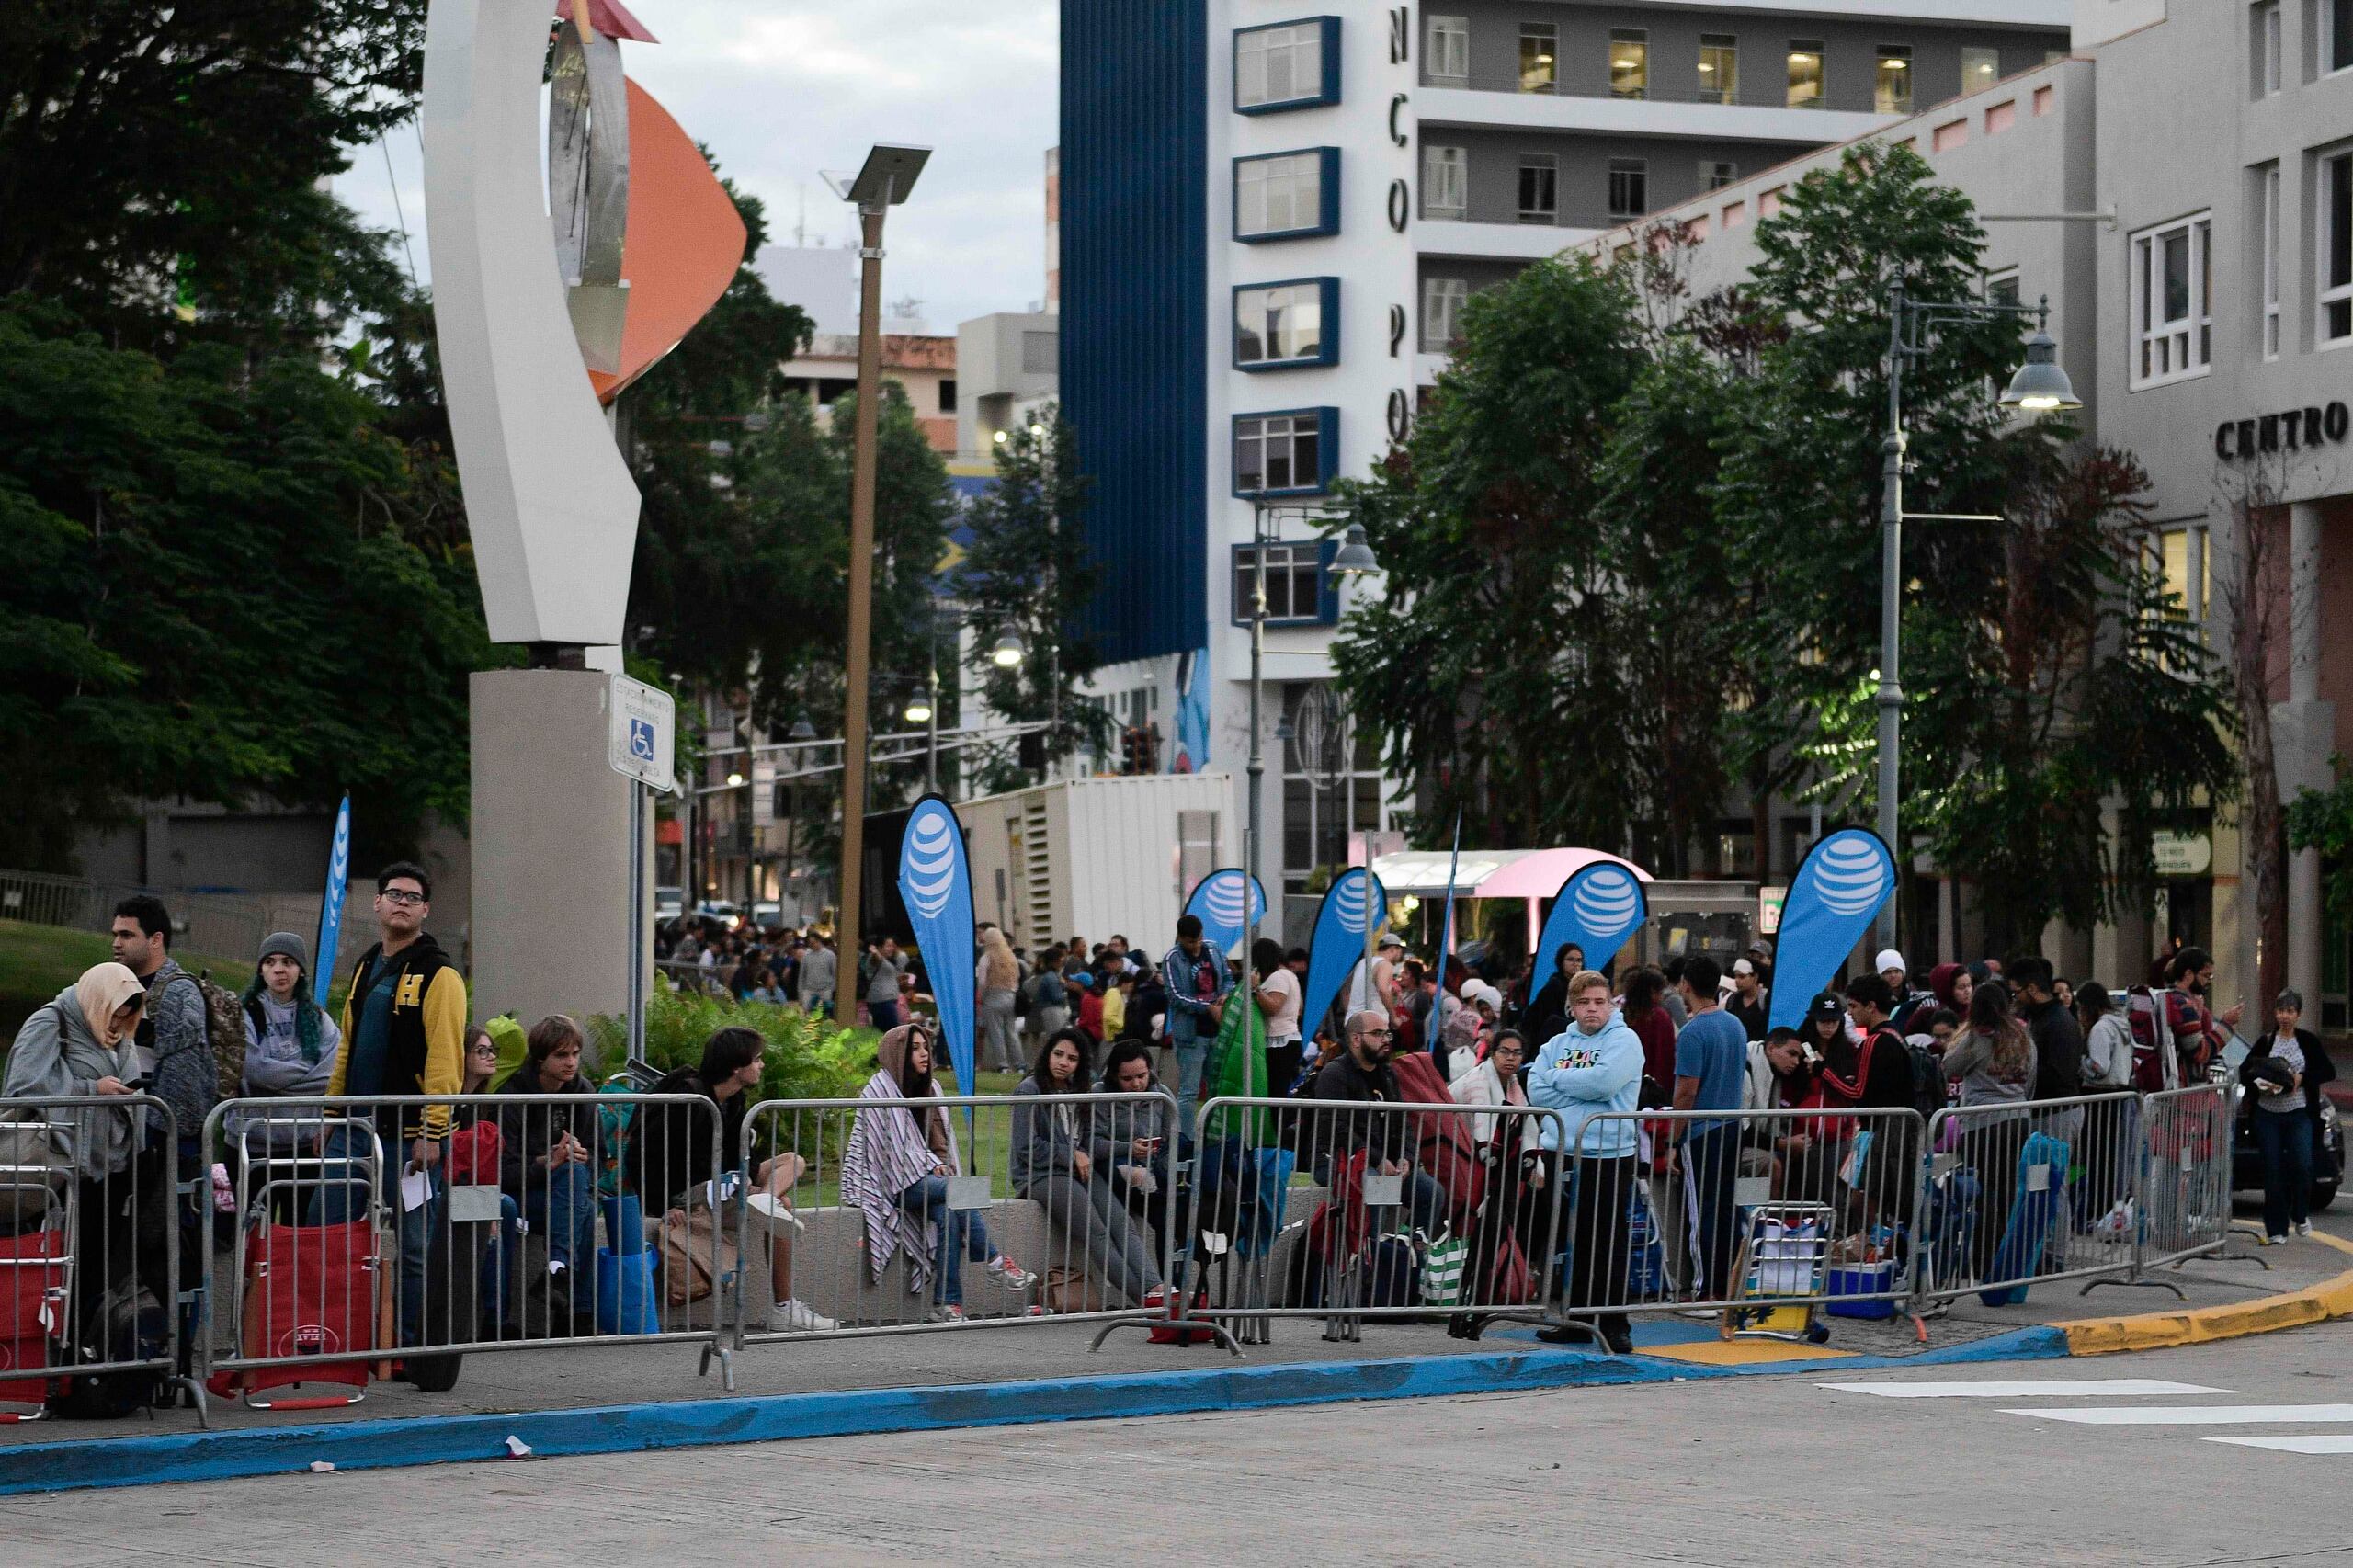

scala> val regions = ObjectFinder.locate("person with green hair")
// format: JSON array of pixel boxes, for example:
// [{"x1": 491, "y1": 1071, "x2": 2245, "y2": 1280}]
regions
[{"x1": 226, "y1": 931, "x2": 344, "y2": 1155}]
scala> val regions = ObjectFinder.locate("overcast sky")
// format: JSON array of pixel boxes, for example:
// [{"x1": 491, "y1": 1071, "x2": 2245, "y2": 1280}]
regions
[{"x1": 337, "y1": 0, "x2": 1059, "y2": 333}]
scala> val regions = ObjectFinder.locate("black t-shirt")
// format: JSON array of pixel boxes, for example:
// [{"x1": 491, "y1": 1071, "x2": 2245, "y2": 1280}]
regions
[{"x1": 1727, "y1": 994, "x2": 1769, "y2": 1042}]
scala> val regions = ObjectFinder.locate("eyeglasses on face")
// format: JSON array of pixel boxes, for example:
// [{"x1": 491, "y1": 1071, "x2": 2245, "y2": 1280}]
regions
[{"x1": 380, "y1": 889, "x2": 427, "y2": 906}]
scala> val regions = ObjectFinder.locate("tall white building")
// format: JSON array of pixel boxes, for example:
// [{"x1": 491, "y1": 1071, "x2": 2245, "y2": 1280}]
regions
[{"x1": 1062, "y1": 1, "x2": 2071, "y2": 894}]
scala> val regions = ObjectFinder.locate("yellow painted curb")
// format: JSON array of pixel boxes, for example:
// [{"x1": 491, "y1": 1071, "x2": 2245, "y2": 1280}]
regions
[{"x1": 2057, "y1": 1231, "x2": 2353, "y2": 1356}]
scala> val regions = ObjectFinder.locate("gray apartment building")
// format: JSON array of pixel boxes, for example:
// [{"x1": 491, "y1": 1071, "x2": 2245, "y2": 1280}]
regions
[{"x1": 1588, "y1": 0, "x2": 2353, "y2": 1026}]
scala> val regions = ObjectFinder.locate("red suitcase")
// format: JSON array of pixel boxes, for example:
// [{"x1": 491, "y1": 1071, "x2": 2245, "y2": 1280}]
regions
[
  {"x1": 207, "y1": 1216, "x2": 381, "y2": 1409},
  {"x1": 0, "y1": 1226, "x2": 69, "y2": 1420}
]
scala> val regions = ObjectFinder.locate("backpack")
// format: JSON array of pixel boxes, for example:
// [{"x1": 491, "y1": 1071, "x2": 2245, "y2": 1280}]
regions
[
  {"x1": 1904, "y1": 1038, "x2": 1949, "y2": 1127},
  {"x1": 183, "y1": 971, "x2": 246, "y2": 1108},
  {"x1": 2126, "y1": 986, "x2": 2213, "y2": 1092},
  {"x1": 50, "y1": 1283, "x2": 167, "y2": 1419}
]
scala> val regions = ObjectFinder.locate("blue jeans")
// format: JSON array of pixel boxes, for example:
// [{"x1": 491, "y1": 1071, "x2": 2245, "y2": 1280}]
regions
[
  {"x1": 311, "y1": 1123, "x2": 439, "y2": 1348},
  {"x1": 896, "y1": 1175, "x2": 991, "y2": 1306},
  {"x1": 1174, "y1": 1037, "x2": 1209, "y2": 1108},
  {"x1": 482, "y1": 1192, "x2": 523, "y2": 1331},
  {"x1": 870, "y1": 998, "x2": 902, "y2": 1033},
  {"x1": 526, "y1": 1160, "x2": 598, "y2": 1274},
  {"x1": 2254, "y1": 1106, "x2": 2313, "y2": 1237}
]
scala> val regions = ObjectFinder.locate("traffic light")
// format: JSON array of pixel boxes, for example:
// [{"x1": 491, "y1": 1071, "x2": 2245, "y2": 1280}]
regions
[
  {"x1": 1119, "y1": 726, "x2": 1142, "y2": 775},
  {"x1": 1139, "y1": 722, "x2": 1162, "y2": 774}
]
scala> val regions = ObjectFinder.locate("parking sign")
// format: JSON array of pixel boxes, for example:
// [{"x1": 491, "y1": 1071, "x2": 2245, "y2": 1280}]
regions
[{"x1": 608, "y1": 675, "x2": 676, "y2": 792}]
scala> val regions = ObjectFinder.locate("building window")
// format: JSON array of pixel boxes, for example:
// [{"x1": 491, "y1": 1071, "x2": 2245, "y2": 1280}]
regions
[
  {"x1": 1698, "y1": 34, "x2": 1738, "y2": 104},
  {"x1": 1788, "y1": 40, "x2": 1824, "y2": 108},
  {"x1": 1233, "y1": 409, "x2": 1335, "y2": 495},
  {"x1": 1933, "y1": 119, "x2": 1968, "y2": 153},
  {"x1": 938, "y1": 378, "x2": 957, "y2": 414},
  {"x1": 1700, "y1": 160, "x2": 1738, "y2": 191},
  {"x1": 1518, "y1": 154, "x2": 1559, "y2": 223},
  {"x1": 2323, "y1": 151, "x2": 2353, "y2": 347},
  {"x1": 1609, "y1": 28, "x2": 1649, "y2": 99},
  {"x1": 1422, "y1": 276, "x2": 1469, "y2": 350},
  {"x1": 1608, "y1": 159, "x2": 1648, "y2": 219},
  {"x1": 1423, "y1": 144, "x2": 1467, "y2": 220},
  {"x1": 2262, "y1": 163, "x2": 2282, "y2": 359},
  {"x1": 1986, "y1": 270, "x2": 2021, "y2": 308},
  {"x1": 1235, "y1": 19, "x2": 1337, "y2": 113},
  {"x1": 1722, "y1": 199, "x2": 1746, "y2": 230},
  {"x1": 1986, "y1": 99, "x2": 2016, "y2": 135},
  {"x1": 1233, "y1": 278, "x2": 1337, "y2": 369},
  {"x1": 1876, "y1": 46, "x2": 1914, "y2": 113},
  {"x1": 1232, "y1": 542, "x2": 1331, "y2": 626},
  {"x1": 1519, "y1": 23, "x2": 1556, "y2": 93},
  {"x1": 1426, "y1": 14, "x2": 1468, "y2": 85},
  {"x1": 2326, "y1": 0, "x2": 2353, "y2": 76},
  {"x1": 2253, "y1": 2, "x2": 2282, "y2": 97},
  {"x1": 1234, "y1": 149, "x2": 1336, "y2": 241},
  {"x1": 2156, "y1": 527, "x2": 2209, "y2": 626},
  {"x1": 1961, "y1": 45, "x2": 2001, "y2": 93},
  {"x1": 2129, "y1": 212, "x2": 2212, "y2": 387},
  {"x1": 1759, "y1": 186, "x2": 1784, "y2": 218}
]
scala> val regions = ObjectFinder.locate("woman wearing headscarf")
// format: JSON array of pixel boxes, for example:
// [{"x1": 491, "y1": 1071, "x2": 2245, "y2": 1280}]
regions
[
  {"x1": 226, "y1": 931, "x2": 344, "y2": 1158},
  {"x1": 5, "y1": 962, "x2": 163, "y2": 1330},
  {"x1": 840, "y1": 1023, "x2": 1035, "y2": 1322}
]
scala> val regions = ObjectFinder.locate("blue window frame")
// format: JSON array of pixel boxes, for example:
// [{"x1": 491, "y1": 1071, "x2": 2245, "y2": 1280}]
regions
[
  {"x1": 1234, "y1": 17, "x2": 1341, "y2": 113},
  {"x1": 1233, "y1": 406, "x2": 1338, "y2": 496},
  {"x1": 1233, "y1": 148, "x2": 1340, "y2": 242},
  {"x1": 1233, "y1": 277, "x2": 1339, "y2": 369},
  {"x1": 1230, "y1": 539, "x2": 1339, "y2": 626}
]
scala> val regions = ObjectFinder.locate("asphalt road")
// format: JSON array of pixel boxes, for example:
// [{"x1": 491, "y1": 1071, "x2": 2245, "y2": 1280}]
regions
[{"x1": 9, "y1": 1314, "x2": 2350, "y2": 1567}]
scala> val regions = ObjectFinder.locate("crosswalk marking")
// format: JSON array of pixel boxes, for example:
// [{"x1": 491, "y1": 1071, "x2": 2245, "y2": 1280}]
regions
[
  {"x1": 2205, "y1": 1435, "x2": 2353, "y2": 1454},
  {"x1": 1815, "y1": 1380, "x2": 2226, "y2": 1400},
  {"x1": 2006, "y1": 1403, "x2": 2353, "y2": 1426}
]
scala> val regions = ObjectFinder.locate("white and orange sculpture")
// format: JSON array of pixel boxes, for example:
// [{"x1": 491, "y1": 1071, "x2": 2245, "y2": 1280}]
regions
[{"x1": 422, "y1": 0, "x2": 745, "y2": 648}]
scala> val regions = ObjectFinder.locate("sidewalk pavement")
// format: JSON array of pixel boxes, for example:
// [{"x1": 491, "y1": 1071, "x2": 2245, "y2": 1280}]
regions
[{"x1": 6, "y1": 1222, "x2": 2345, "y2": 1452}]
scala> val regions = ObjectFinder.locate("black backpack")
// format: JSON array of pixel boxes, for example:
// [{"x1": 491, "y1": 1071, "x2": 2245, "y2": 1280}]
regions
[
  {"x1": 1899, "y1": 1033, "x2": 1948, "y2": 1129},
  {"x1": 51, "y1": 1283, "x2": 167, "y2": 1419}
]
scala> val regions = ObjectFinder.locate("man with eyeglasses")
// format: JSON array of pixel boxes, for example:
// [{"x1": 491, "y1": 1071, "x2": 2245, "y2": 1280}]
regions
[
  {"x1": 321, "y1": 859, "x2": 468, "y2": 1367},
  {"x1": 1306, "y1": 1009, "x2": 1447, "y2": 1241}
]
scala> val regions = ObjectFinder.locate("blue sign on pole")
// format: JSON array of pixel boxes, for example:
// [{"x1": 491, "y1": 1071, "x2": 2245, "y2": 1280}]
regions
[
  {"x1": 1532, "y1": 859, "x2": 1649, "y2": 981},
  {"x1": 1183, "y1": 869, "x2": 1268, "y2": 958},
  {"x1": 1301, "y1": 867, "x2": 1389, "y2": 1040},
  {"x1": 314, "y1": 794, "x2": 352, "y2": 996},
  {"x1": 897, "y1": 793, "x2": 977, "y2": 1096},
  {"x1": 1766, "y1": 827, "x2": 1898, "y2": 1032}
]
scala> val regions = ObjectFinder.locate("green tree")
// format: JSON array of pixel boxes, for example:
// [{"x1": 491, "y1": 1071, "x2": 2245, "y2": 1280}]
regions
[
  {"x1": 1328, "y1": 256, "x2": 1645, "y2": 848},
  {"x1": 954, "y1": 409, "x2": 1108, "y2": 792}
]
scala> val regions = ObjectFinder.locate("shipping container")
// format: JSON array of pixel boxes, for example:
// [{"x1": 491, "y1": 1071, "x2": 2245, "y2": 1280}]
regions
[{"x1": 955, "y1": 772, "x2": 1239, "y2": 957}]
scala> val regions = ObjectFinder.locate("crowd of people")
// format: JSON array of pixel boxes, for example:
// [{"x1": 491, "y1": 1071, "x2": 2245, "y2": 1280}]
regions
[{"x1": 5, "y1": 864, "x2": 2335, "y2": 1411}]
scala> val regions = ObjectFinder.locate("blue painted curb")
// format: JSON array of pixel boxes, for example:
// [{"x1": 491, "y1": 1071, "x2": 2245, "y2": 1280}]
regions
[{"x1": 0, "y1": 1325, "x2": 2069, "y2": 1496}]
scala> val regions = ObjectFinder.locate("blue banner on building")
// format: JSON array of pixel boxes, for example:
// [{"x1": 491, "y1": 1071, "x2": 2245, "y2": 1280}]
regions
[{"x1": 1766, "y1": 827, "x2": 1898, "y2": 1032}]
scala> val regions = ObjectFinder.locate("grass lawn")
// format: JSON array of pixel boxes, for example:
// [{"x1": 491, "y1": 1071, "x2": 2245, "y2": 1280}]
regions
[{"x1": 0, "y1": 918, "x2": 253, "y2": 1043}]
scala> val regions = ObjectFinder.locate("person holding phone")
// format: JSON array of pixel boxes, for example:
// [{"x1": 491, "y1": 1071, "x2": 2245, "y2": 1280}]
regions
[{"x1": 495, "y1": 1015, "x2": 603, "y2": 1333}]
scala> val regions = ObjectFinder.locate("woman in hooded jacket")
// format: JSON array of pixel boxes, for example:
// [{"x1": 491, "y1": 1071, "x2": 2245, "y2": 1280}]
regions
[
  {"x1": 842, "y1": 1023, "x2": 1035, "y2": 1322},
  {"x1": 4, "y1": 962, "x2": 165, "y2": 1330}
]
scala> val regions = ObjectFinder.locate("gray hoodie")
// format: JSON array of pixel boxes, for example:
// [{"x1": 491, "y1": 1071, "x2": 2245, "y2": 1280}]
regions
[
  {"x1": 3, "y1": 985, "x2": 143, "y2": 1179},
  {"x1": 226, "y1": 991, "x2": 345, "y2": 1152}
]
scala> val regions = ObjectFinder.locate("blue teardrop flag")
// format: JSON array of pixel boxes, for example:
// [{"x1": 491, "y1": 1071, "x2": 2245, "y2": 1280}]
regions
[
  {"x1": 1766, "y1": 827, "x2": 1898, "y2": 1032},
  {"x1": 314, "y1": 794, "x2": 352, "y2": 996},
  {"x1": 1183, "y1": 868, "x2": 1268, "y2": 958},
  {"x1": 1302, "y1": 866, "x2": 1388, "y2": 1040},
  {"x1": 896, "y1": 793, "x2": 977, "y2": 1093},
  {"x1": 1533, "y1": 858, "x2": 1648, "y2": 980}
]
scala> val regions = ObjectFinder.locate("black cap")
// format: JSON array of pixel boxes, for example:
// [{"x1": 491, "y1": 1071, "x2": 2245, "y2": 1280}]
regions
[{"x1": 1808, "y1": 992, "x2": 1846, "y2": 1024}]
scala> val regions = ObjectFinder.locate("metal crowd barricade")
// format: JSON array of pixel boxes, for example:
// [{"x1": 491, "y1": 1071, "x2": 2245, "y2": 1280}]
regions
[
  {"x1": 1911, "y1": 1090, "x2": 2142, "y2": 1312},
  {"x1": 1575, "y1": 1106, "x2": 1927, "y2": 1332},
  {"x1": 2133, "y1": 1083, "x2": 2237, "y2": 1274},
  {"x1": 199, "y1": 1092, "x2": 733, "y2": 1406},
  {"x1": 733, "y1": 1091, "x2": 1188, "y2": 1348},
  {"x1": 0, "y1": 1093, "x2": 196, "y2": 1422},
  {"x1": 1181, "y1": 1096, "x2": 1568, "y2": 1343}
]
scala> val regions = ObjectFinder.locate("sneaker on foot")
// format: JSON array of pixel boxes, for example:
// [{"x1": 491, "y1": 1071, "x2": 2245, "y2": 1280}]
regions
[
  {"x1": 766, "y1": 1299, "x2": 835, "y2": 1334},
  {"x1": 747, "y1": 1191, "x2": 806, "y2": 1232},
  {"x1": 986, "y1": 1254, "x2": 1037, "y2": 1290},
  {"x1": 2296, "y1": 1221, "x2": 2314, "y2": 1237},
  {"x1": 2267, "y1": 1233, "x2": 2289, "y2": 1247},
  {"x1": 928, "y1": 1303, "x2": 968, "y2": 1324}
]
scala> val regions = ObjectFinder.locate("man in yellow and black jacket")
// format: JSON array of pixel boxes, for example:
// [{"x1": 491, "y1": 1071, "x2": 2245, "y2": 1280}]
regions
[{"x1": 323, "y1": 859, "x2": 466, "y2": 1360}]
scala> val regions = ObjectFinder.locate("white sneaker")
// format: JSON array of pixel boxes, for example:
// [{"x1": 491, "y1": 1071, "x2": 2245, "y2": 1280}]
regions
[
  {"x1": 2295, "y1": 1221, "x2": 2314, "y2": 1237},
  {"x1": 747, "y1": 1191, "x2": 805, "y2": 1232},
  {"x1": 766, "y1": 1299, "x2": 835, "y2": 1333},
  {"x1": 985, "y1": 1254, "x2": 1037, "y2": 1290},
  {"x1": 2266, "y1": 1233, "x2": 2290, "y2": 1247}
]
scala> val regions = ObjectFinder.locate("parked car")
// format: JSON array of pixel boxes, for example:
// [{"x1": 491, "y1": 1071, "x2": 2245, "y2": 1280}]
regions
[
  {"x1": 2218, "y1": 1038, "x2": 2342, "y2": 1210},
  {"x1": 654, "y1": 885, "x2": 684, "y2": 922}
]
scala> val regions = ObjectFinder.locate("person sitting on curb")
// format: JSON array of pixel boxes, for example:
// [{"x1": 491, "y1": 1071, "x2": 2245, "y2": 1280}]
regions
[
  {"x1": 1014, "y1": 1028, "x2": 1166, "y2": 1309},
  {"x1": 494, "y1": 1015, "x2": 603, "y2": 1335},
  {"x1": 842, "y1": 1023, "x2": 1034, "y2": 1323}
]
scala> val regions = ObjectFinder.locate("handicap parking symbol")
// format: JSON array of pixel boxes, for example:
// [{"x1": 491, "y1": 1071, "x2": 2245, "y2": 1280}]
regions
[{"x1": 628, "y1": 717, "x2": 657, "y2": 765}]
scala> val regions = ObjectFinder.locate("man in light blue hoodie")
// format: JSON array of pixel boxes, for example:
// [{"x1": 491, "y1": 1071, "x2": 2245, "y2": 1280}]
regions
[{"x1": 1527, "y1": 969, "x2": 1643, "y2": 1353}]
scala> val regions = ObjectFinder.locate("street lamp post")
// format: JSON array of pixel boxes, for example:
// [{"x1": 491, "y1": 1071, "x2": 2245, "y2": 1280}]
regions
[
  {"x1": 828, "y1": 144, "x2": 928, "y2": 1023},
  {"x1": 1876, "y1": 282, "x2": 2080, "y2": 950},
  {"x1": 904, "y1": 611, "x2": 1024, "y2": 794}
]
